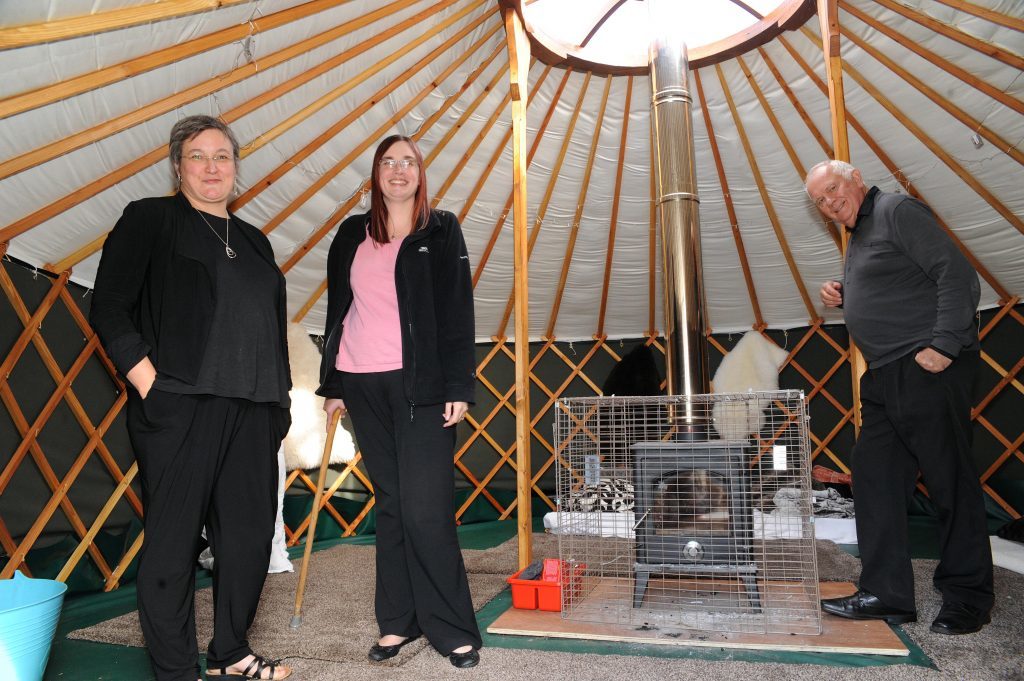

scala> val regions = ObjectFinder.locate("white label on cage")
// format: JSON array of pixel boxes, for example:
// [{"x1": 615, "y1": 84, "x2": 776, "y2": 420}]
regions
[
  {"x1": 584, "y1": 454, "x2": 600, "y2": 486},
  {"x1": 772, "y1": 445, "x2": 788, "y2": 470}
]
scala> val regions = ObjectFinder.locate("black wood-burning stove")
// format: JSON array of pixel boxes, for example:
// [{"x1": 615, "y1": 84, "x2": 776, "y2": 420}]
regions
[{"x1": 631, "y1": 440, "x2": 760, "y2": 610}]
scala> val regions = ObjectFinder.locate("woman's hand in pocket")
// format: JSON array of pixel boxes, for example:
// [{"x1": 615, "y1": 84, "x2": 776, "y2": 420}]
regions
[{"x1": 127, "y1": 357, "x2": 157, "y2": 399}]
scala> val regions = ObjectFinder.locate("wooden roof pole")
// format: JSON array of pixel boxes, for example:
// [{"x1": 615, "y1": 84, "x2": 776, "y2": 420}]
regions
[
  {"x1": 0, "y1": 0, "x2": 459, "y2": 183},
  {"x1": 472, "y1": 67, "x2": 568, "y2": 286},
  {"x1": 757, "y1": 47, "x2": 834, "y2": 158},
  {"x1": 736, "y1": 55, "x2": 841, "y2": 250},
  {"x1": 503, "y1": 3, "x2": 533, "y2": 571},
  {"x1": 755, "y1": 47, "x2": 841, "y2": 247},
  {"x1": 0, "y1": 0, "x2": 361, "y2": 118},
  {"x1": 243, "y1": 0, "x2": 477, "y2": 161},
  {"x1": 277, "y1": 28, "x2": 501, "y2": 274},
  {"x1": 840, "y1": 2, "x2": 1022, "y2": 117},
  {"x1": 241, "y1": 6, "x2": 494, "y2": 227},
  {"x1": 800, "y1": 27, "x2": 1024, "y2": 237},
  {"x1": 841, "y1": 25, "x2": 1024, "y2": 168},
  {"x1": 458, "y1": 63, "x2": 550, "y2": 231},
  {"x1": 0, "y1": 0, "x2": 254, "y2": 50},
  {"x1": 873, "y1": 0, "x2": 1024, "y2": 71},
  {"x1": 776, "y1": 35, "x2": 1010, "y2": 301},
  {"x1": 2, "y1": 0, "x2": 452, "y2": 248},
  {"x1": 546, "y1": 76, "x2": 612, "y2": 338},
  {"x1": 817, "y1": 0, "x2": 864, "y2": 433},
  {"x1": 432, "y1": 87, "x2": 513, "y2": 204},
  {"x1": 58, "y1": 9, "x2": 496, "y2": 276},
  {"x1": 931, "y1": 0, "x2": 1024, "y2": 32},
  {"x1": 692, "y1": 69, "x2": 764, "y2": 329},
  {"x1": 596, "y1": 76, "x2": 633, "y2": 336},
  {"x1": 496, "y1": 72, "x2": 593, "y2": 338},
  {"x1": 715, "y1": 63, "x2": 817, "y2": 321}
]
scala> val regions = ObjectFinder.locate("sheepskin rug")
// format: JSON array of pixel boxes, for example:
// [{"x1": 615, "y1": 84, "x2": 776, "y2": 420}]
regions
[
  {"x1": 711, "y1": 331, "x2": 789, "y2": 440},
  {"x1": 283, "y1": 322, "x2": 355, "y2": 470}
]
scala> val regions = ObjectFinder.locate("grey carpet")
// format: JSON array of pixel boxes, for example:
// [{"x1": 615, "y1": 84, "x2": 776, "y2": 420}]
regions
[{"x1": 69, "y1": 535, "x2": 1024, "y2": 680}]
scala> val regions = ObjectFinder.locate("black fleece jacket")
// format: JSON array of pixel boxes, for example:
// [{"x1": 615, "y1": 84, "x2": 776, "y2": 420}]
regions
[{"x1": 316, "y1": 209, "x2": 476, "y2": 406}]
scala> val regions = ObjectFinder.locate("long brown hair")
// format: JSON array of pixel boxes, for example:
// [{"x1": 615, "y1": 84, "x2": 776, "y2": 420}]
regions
[{"x1": 368, "y1": 135, "x2": 430, "y2": 244}]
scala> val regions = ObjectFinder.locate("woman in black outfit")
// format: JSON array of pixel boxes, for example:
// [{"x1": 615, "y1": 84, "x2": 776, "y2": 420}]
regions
[
  {"x1": 317, "y1": 135, "x2": 481, "y2": 668},
  {"x1": 90, "y1": 115, "x2": 292, "y2": 681}
]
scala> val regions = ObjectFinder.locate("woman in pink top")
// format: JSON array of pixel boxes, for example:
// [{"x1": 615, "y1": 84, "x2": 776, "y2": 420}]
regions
[{"x1": 317, "y1": 135, "x2": 480, "y2": 668}]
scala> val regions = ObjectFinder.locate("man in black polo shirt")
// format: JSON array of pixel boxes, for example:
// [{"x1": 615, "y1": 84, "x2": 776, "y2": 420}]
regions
[{"x1": 806, "y1": 160, "x2": 993, "y2": 635}]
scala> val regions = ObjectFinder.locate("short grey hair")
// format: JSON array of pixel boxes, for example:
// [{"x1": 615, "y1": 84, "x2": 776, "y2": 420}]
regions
[
  {"x1": 804, "y1": 160, "x2": 856, "y2": 195},
  {"x1": 168, "y1": 115, "x2": 240, "y2": 174}
]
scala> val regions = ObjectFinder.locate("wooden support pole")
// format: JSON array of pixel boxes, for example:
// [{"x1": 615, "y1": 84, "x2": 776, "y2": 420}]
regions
[
  {"x1": 497, "y1": 72, "x2": 591, "y2": 338},
  {"x1": 471, "y1": 66, "x2": 565, "y2": 287},
  {"x1": 816, "y1": 0, "x2": 864, "y2": 432},
  {"x1": 503, "y1": 5, "x2": 533, "y2": 570}
]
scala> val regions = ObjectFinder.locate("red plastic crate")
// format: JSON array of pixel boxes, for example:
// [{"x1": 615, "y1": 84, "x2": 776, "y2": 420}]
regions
[{"x1": 506, "y1": 559, "x2": 582, "y2": 612}]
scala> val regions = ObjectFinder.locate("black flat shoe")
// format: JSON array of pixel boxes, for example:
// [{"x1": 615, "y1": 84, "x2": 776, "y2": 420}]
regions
[
  {"x1": 367, "y1": 635, "x2": 421, "y2": 662},
  {"x1": 448, "y1": 649, "x2": 479, "y2": 668},
  {"x1": 820, "y1": 590, "x2": 917, "y2": 624},
  {"x1": 930, "y1": 601, "x2": 990, "y2": 635}
]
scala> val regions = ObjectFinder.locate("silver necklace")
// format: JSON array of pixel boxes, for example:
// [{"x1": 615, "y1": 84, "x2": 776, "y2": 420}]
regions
[{"x1": 196, "y1": 209, "x2": 236, "y2": 258}]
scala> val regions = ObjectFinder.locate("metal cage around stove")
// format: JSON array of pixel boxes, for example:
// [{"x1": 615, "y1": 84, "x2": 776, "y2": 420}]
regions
[{"x1": 553, "y1": 391, "x2": 821, "y2": 636}]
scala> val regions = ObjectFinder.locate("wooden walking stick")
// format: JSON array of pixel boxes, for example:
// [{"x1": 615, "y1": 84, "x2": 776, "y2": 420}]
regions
[{"x1": 290, "y1": 409, "x2": 341, "y2": 629}]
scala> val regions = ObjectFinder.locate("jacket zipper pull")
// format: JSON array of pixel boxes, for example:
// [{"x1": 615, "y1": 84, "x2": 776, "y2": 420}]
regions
[{"x1": 409, "y1": 404, "x2": 414, "y2": 423}]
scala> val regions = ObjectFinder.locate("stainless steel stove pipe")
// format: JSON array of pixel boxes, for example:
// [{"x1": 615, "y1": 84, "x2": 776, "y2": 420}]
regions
[{"x1": 649, "y1": 14, "x2": 710, "y2": 423}]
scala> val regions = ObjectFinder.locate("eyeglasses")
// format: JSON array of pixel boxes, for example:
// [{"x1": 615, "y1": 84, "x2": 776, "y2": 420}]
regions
[
  {"x1": 378, "y1": 158, "x2": 418, "y2": 170},
  {"x1": 184, "y1": 152, "x2": 234, "y2": 165},
  {"x1": 813, "y1": 182, "x2": 839, "y2": 209}
]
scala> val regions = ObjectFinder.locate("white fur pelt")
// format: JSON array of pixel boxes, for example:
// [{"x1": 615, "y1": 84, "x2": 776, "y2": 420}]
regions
[
  {"x1": 283, "y1": 322, "x2": 355, "y2": 470},
  {"x1": 711, "y1": 331, "x2": 789, "y2": 441}
]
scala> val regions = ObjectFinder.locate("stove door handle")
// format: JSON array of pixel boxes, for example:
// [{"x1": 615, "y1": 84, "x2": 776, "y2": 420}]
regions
[{"x1": 631, "y1": 509, "x2": 650, "y2": 531}]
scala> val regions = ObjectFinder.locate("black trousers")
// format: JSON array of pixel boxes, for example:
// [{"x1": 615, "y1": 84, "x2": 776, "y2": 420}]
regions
[
  {"x1": 340, "y1": 370, "x2": 482, "y2": 655},
  {"x1": 853, "y1": 351, "x2": 993, "y2": 614},
  {"x1": 127, "y1": 389, "x2": 283, "y2": 681}
]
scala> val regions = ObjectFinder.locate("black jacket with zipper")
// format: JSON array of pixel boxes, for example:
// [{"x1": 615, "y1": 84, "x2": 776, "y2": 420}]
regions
[{"x1": 316, "y1": 209, "x2": 475, "y2": 406}]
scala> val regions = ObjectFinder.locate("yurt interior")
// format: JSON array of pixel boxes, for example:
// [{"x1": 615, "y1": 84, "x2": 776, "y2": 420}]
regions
[{"x1": 1, "y1": 1, "x2": 1022, "y2": 679}]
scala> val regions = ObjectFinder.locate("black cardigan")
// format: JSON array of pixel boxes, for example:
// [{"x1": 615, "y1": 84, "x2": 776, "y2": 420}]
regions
[
  {"x1": 90, "y1": 193, "x2": 291, "y2": 401},
  {"x1": 317, "y1": 209, "x2": 476, "y2": 406}
]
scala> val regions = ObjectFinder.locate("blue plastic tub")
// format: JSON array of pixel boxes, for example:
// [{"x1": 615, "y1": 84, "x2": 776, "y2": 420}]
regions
[{"x1": 0, "y1": 571, "x2": 68, "y2": 681}]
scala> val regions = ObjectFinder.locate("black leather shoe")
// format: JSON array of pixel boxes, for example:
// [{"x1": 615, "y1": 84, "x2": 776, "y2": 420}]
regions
[
  {"x1": 448, "y1": 649, "x2": 479, "y2": 668},
  {"x1": 367, "y1": 635, "x2": 420, "y2": 662},
  {"x1": 930, "y1": 601, "x2": 990, "y2": 635},
  {"x1": 821, "y1": 590, "x2": 917, "y2": 624}
]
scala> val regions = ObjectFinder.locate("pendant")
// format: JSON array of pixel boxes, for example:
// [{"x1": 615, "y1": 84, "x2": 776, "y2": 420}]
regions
[{"x1": 225, "y1": 245, "x2": 237, "y2": 259}]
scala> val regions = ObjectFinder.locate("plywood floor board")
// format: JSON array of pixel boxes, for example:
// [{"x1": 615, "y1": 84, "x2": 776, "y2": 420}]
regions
[{"x1": 487, "y1": 581, "x2": 908, "y2": 656}]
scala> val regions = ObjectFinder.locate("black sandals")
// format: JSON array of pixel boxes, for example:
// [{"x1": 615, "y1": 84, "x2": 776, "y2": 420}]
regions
[{"x1": 207, "y1": 654, "x2": 292, "y2": 680}]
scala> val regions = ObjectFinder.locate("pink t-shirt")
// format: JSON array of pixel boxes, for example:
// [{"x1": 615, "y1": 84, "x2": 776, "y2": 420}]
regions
[{"x1": 336, "y1": 232, "x2": 403, "y2": 372}]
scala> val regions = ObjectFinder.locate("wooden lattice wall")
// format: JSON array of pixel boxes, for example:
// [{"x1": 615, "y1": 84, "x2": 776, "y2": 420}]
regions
[{"x1": 1, "y1": 253, "x2": 1021, "y2": 592}]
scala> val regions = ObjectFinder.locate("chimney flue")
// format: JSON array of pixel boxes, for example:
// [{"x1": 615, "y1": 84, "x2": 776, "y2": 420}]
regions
[{"x1": 649, "y1": 2, "x2": 710, "y2": 429}]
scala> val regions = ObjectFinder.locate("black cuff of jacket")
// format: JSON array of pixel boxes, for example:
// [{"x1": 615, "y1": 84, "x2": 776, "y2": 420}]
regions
[
  {"x1": 445, "y1": 383, "x2": 476, "y2": 405},
  {"x1": 929, "y1": 345, "x2": 956, "y2": 360},
  {"x1": 105, "y1": 334, "x2": 151, "y2": 378},
  {"x1": 315, "y1": 369, "x2": 345, "y2": 399}
]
